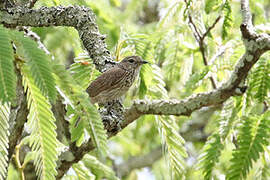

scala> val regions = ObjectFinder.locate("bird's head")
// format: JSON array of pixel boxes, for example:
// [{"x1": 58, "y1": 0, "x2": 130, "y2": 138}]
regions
[{"x1": 119, "y1": 56, "x2": 148, "y2": 70}]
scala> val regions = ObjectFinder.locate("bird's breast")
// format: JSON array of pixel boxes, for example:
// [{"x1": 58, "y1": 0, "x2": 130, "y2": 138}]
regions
[{"x1": 123, "y1": 68, "x2": 139, "y2": 88}]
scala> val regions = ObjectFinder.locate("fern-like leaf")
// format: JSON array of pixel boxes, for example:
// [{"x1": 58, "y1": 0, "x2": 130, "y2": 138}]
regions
[
  {"x1": 0, "y1": 103, "x2": 10, "y2": 180},
  {"x1": 80, "y1": 96, "x2": 108, "y2": 156},
  {"x1": 205, "y1": 0, "x2": 217, "y2": 14},
  {"x1": 82, "y1": 154, "x2": 119, "y2": 180},
  {"x1": 69, "y1": 52, "x2": 99, "y2": 89},
  {"x1": 222, "y1": 0, "x2": 233, "y2": 40},
  {"x1": 163, "y1": 32, "x2": 183, "y2": 82},
  {"x1": 219, "y1": 98, "x2": 238, "y2": 139},
  {"x1": 12, "y1": 31, "x2": 56, "y2": 102},
  {"x1": 0, "y1": 26, "x2": 16, "y2": 103},
  {"x1": 197, "y1": 133, "x2": 224, "y2": 180},
  {"x1": 249, "y1": 57, "x2": 270, "y2": 102},
  {"x1": 52, "y1": 63, "x2": 108, "y2": 155},
  {"x1": 72, "y1": 162, "x2": 95, "y2": 180},
  {"x1": 158, "y1": 1, "x2": 183, "y2": 28},
  {"x1": 184, "y1": 66, "x2": 209, "y2": 95},
  {"x1": 255, "y1": 154, "x2": 270, "y2": 180},
  {"x1": 227, "y1": 113, "x2": 270, "y2": 180},
  {"x1": 158, "y1": 116, "x2": 187, "y2": 178},
  {"x1": 21, "y1": 65, "x2": 58, "y2": 179},
  {"x1": 149, "y1": 64, "x2": 168, "y2": 98}
]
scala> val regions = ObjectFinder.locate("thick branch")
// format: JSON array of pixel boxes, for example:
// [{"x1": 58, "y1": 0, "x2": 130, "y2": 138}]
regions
[
  {"x1": 115, "y1": 146, "x2": 162, "y2": 178},
  {"x1": 8, "y1": 66, "x2": 28, "y2": 162},
  {"x1": 115, "y1": 105, "x2": 214, "y2": 177},
  {"x1": 0, "y1": 6, "x2": 115, "y2": 72},
  {"x1": 241, "y1": 0, "x2": 252, "y2": 26}
]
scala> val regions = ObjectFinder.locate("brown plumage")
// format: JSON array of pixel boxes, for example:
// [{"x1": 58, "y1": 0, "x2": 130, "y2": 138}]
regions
[{"x1": 87, "y1": 56, "x2": 148, "y2": 104}]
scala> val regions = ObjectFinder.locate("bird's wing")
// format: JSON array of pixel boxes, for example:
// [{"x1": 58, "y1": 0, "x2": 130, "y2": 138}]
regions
[{"x1": 87, "y1": 66, "x2": 128, "y2": 97}]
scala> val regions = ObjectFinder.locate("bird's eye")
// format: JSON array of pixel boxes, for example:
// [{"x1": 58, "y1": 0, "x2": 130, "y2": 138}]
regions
[{"x1": 128, "y1": 59, "x2": 135, "y2": 63}]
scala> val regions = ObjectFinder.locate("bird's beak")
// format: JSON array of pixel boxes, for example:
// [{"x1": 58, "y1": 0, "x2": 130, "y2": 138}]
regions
[{"x1": 141, "y1": 60, "x2": 148, "y2": 64}]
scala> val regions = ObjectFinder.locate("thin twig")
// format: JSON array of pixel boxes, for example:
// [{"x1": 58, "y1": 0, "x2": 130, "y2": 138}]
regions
[
  {"x1": 202, "y1": 15, "x2": 222, "y2": 41},
  {"x1": 13, "y1": 142, "x2": 25, "y2": 180},
  {"x1": 187, "y1": 14, "x2": 201, "y2": 41},
  {"x1": 209, "y1": 44, "x2": 227, "y2": 65},
  {"x1": 184, "y1": 1, "x2": 220, "y2": 89}
]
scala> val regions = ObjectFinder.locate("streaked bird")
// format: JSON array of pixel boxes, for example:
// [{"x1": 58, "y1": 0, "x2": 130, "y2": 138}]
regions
[{"x1": 87, "y1": 56, "x2": 148, "y2": 104}]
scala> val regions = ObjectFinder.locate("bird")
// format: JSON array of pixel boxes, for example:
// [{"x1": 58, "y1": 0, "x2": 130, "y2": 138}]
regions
[{"x1": 87, "y1": 56, "x2": 148, "y2": 104}]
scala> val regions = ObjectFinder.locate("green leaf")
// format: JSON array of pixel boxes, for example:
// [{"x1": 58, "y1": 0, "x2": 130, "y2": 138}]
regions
[
  {"x1": 11, "y1": 31, "x2": 57, "y2": 102},
  {"x1": 227, "y1": 113, "x2": 270, "y2": 180},
  {"x1": 69, "y1": 112, "x2": 85, "y2": 146},
  {"x1": 81, "y1": 96, "x2": 108, "y2": 156},
  {"x1": 0, "y1": 103, "x2": 10, "y2": 180},
  {"x1": 157, "y1": 116, "x2": 187, "y2": 178},
  {"x1": 205, "y1": 0, "x2": 216, "y2": 14},
  {"x1": 184, "y1": 66, "x2": 209, "y2": 94},
  {"x1": 69, "y1": 52, "x2": 99, "y2": 90},
  {"x1": 197, "y1": 133, "x2": 224, "y2": 180},
  {"x1": 83, "y1": 154, "x2": 119, "y2": 180},
  {"x1": 249, "y1": 57, "x2": 270, "y2": 102},
  {"x1": 21, "y1": 65, "x2": 58, "y2": 180},
  {"x1": 222, "y1": 0, "x2": 233, "y2": 40},
  {"x1": 158, "y1": 1, "x2": 183, "y2": 28},
  {"x1": 52, "y1": 63, "x2": 108, "y2": 156},
  {"x1": 219, "y1": 98, "x2": 238, "y2": 139},
  {"x1": 73, "y1": 162, "x2": 95, "y2": 180},
  {"x1": 0, "y1": 26, "x2": 16, "y2": 103}
]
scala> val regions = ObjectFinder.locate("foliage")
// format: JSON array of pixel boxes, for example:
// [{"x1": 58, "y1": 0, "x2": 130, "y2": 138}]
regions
[
  {"x1": 52, "y1": 62, "x2": 108, "y2": 155},
  {"x1": 249, "y1": 57, "x2": 270, "y2": 103},
  {"x1": 21, "y1": 65, "x2": 58, "y2": 179},
  {"x1": 198, "y1": 133, "x2": 224, "y2": 180},
  {"x1": 157, "y1": 116, "x2": 187, "y2": 179},
  {"x1": 0, "y1": 0, "x2": 270, "y2": 180},
  {"x1": 227, "y1": 113, "x2": 270, "y2": 180},
  {"x1": 82, "y1": 154, "x2": 119, "y2": 180},
  {"x1": 0, "y1": 27, "x2": 108, "y2": 179},
  {"x1": 12, "y1": 31, "x2": 57, "y2": 102},
  {"x1": 222, "y1": 0, "x2": 233, "y2": 40},
  {"x1": 0, "y1": 103, "x2": 10, "y2": 179},
  {"x1": 0, "y1": 26, "x2": 16, "y2": 103}
]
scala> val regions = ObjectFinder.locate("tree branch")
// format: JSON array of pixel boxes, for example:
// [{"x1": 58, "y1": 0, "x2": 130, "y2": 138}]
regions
[
  {"x1": 241, "y1": 0, "x2": 252, "y2": 27},
  {"x1": 115, "y1": 146, "x2": 162, "y2": 178},
  {"x1": 202, "y1": 15, "x2": 222, "y2": 41},
  {"x1": 184, "y1": 1, "x2": 221, "y2": 89},
  {"x1": 8, "y1": 66, "x2": 28, "y2": 162},
  {"x1": 115, "y1": 105, "x2": 216, "y2": 177},
  {"x1": 0, "y1": 6, "x2": 115, "y2": 72}
]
